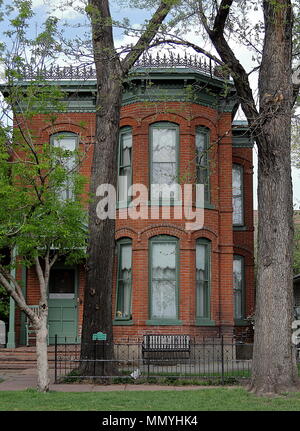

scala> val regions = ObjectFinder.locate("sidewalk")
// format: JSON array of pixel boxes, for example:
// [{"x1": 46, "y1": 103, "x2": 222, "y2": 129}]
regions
[{"x1": 0, "y1": 368, "x2": 213, "y2": 392}]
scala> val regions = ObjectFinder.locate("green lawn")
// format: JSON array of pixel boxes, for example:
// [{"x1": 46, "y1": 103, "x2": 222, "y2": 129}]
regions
[{"x1": 1, "y1": 387, "x2": 300, "y2": 410}]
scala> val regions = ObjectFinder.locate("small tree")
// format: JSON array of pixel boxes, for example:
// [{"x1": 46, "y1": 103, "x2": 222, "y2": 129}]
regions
[
  {"x1": 0, "y1": 107, "x2": 87, "y2": 391},
  {"x1": 0, "y1": 4, "x2": 87, "y2": 391}
]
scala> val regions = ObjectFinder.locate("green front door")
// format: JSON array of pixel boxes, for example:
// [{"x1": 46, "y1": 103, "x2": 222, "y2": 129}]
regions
[{"x1": 48, "y1": 266, "x2": 78, "y2": 344}]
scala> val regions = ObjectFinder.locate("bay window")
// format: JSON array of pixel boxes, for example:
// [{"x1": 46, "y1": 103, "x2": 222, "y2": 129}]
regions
[
  {"x1": 118, "y1": 127, "x2": 132, "y2": 205},
  {"x1": 196, "y1": 127, "x2": 210, "y2": 204},
  {"x1": 150, "y1": 123, "x2": 179, "y2": 201},
  {"x1": 52, "y1": 132, "x2": 78, "y2": 201},
  {"x1": 149, "y1": 235, "x2": 179, "y2": 321},
  {"x1": 232, "y1": 164, "x2": 244, "y2": 226},
  {"x1": 196, "y1": 238, "x2": 211, "y2": 321},
  {"x1": 233, "y1": 255, "x2": 245, "y2": 320},
  {"x1": 115, "y1": 239, "x2": 132, "y2": 320}
]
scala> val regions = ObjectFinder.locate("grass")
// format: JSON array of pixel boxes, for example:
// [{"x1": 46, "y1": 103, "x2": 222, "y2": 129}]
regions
[{"x1": 2, "y1": 387, "x2": 300, "y2": 410}]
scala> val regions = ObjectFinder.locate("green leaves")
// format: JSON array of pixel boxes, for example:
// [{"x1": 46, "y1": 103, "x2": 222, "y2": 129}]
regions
[
  {"x1": 0, "y1": 284, "x2": 9, "y2": 321},
  {"x1": 0, "y1": 115, "x2": 87, "y2": 270},
  {"x1": 0, "y1": 0, "x2": 89, "y2": 277}
]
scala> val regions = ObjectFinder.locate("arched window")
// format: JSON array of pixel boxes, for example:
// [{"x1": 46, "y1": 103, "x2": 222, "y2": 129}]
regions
[
  {"x1": 149, "y1": 235, "x2": 179, "y2": 321},
  {"x1": 196, "y1": 127, "x2": 210, "y2": 204},
  {"x1": 51, "y1": 132, "x2": 78, "y2": 201},
  {"x1": 232, "y1": 164, "x2": 244, "y2": 226},
  {"x1": 115, "y1": 238, "x2": 132, "y2": 321},
  {"x1": 196, "y1": 238, "x2": 211, "y2": 321},
  {"x1": 233, "y1": 255, "x2": 245, "y2": 320},
  {"x1": 118, "y1": 127, "x2": 132, "y2": 205},
  {"x1": 149, "y1": 122, "x2": 179, "y2": 202}
]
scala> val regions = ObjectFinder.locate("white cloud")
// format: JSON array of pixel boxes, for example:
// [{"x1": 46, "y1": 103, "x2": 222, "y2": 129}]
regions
[{"x1": 31, "y1": 0, "x2": 87, "y2": 20}]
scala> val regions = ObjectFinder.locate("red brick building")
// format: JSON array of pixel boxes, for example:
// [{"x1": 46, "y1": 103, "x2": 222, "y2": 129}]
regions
[{"x1": 6, "y1": 56, "x2": 255, "y2": 346}]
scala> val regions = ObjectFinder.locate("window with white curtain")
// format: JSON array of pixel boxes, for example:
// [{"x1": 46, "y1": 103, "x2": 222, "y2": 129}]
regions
[
  {"x1": 52, "y1": 133, "x2": 78, "y2": 201},
  {"x1": 196, "y1": 239, "x2": 211, "y2": 319},
  {"x1": 150, "y1": 123, "x2": 179, "y2": 201},
  {"x1": 196, "y1": 127, "x2": 210, "y2": 204},
  {"x1": 232, "y1": 164, "x2": 244, "y2": 225},
  {"x1": 118, "y1": 127, "x2": 132, "y2": 204},
  {"x1": 233, "y1": 255, "x2": 245, "y2": 320},
  {"x1": 115, "y1": 239, "x2": 132, "y2": 320},
  {"x1": 150, "y1": 236, "x2": 178, "y2": 320}
]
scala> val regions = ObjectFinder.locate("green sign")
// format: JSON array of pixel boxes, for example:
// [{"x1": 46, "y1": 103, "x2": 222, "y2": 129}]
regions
[{"x1": 92, "y1": 331, "x2": 107, "y2": 341}]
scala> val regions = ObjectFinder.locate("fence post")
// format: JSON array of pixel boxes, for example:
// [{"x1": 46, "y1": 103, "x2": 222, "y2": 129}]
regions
[
  {"x1": 93, "y1": 340, "x2": 96, "y2": 381},
  {"x1": 54, "y1": 334, "x2": 57, "y2": 384},
  {"x1": 221, "y1": 335, "x2": 224, "y2": 385}
]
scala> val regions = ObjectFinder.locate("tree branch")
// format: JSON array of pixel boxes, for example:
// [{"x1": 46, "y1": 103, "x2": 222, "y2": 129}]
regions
[
  {"x1": 49, "y1": 252, "x2": 58, "y2": 269},
  {"x1": 150, "y1": 37, "x2": 224, "y2": 66},
  {"x1": 203, "y1": 0, "x2": 259, "y2": 125},
  {"x1": 198, "y1": 1, "x2": 212, "y2": 35},
  {"x1": 34, "y1": 255, "x2": 46, "y2": 299},
  {"x1": 212, "y1": 0, "x2": 234, "y2": 36},
  {"x1": 121, "y1": 1, "x2": 176, "y2": 74},
  {"x1": 0, "y1": 266, "x2": 39, "y2": 325}
]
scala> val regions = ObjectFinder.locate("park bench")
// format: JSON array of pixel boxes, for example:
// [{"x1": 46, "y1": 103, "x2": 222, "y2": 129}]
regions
[{"x1": 142, "y1": 334, "x2": 191, "y2": 361}]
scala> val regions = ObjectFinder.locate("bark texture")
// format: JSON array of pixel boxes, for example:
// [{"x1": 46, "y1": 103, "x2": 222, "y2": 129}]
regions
[
  {"x1": 36, "y1": 314, "x2": 50, "y2": 392},
  {"x1": 0, "y1": 259, "x2": 51, "y2": 392},
  {"x1": 80, "y1": 0, "x2": 174, "y2": 379},
  {"x1": 80, "y1": 47, "x2": 123, "y2": 377},
  {"x1": 201, "y1": 0, "x2": 300, "y2": 394},
  {"x1": 249, "y1": 0, "x2": 299, "y2": 395}
]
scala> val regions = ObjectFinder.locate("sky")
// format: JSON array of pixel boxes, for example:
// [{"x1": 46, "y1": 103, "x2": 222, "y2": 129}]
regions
[{"x1": 1, "y1": 0, "x2": 300, "y2": 210}]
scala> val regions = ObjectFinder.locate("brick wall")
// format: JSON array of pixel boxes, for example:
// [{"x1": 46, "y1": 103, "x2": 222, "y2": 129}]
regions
[{"x1": 15, "y1": 101, "x2": 255, "y2": 344}]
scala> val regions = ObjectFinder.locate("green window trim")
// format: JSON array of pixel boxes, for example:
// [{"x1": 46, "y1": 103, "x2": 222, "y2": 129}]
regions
[
  {"x1": 146, "y1": 319, "x2": 183, "y2": 326},
  {"x1": 117, "y1": 126, "x2": 133, "y2": 206},
  {"x1": 113, "y1": 320, "x2": 134, "y2": 326},
  {"x1": 114, "y1": 238, "x2": 133, "y2": 322},
  {"x1": 196, "y1": 126, "x2": 211, "y2": 205},
  {"x1": 51, "y1": 132, "x2": 79, "y2": 201},
  {"x1": 195, "y1": 317, "x2": 215, "y2": 326},
  {"x1": 233, "y1": 254, "x2": 245, "y2": 322},
  {"x1": 196, "y1": 238, "x2": 211, "y2": 321},
  {"x1": 232, "y1": 163, "x2": 244, "y2": 227},
  {"x1": 148, "y1": 235, "x2": 180, "y2": 323},
  {"x1": 233, "y1": 226, "x2": 248, "y2": 231},
  {"x1": 149, "y1": 122, "x2": 180, "y2": 205}
]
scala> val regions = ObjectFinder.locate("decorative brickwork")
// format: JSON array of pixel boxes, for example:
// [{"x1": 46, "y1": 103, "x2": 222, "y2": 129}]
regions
[{"x1": 12, "y1": 67, "x2": 254, "y2": 345}]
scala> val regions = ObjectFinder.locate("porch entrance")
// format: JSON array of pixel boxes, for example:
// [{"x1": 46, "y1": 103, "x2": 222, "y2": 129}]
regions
[{"x1": 48, "y1": 266, "x2": 78, "y2": 344}]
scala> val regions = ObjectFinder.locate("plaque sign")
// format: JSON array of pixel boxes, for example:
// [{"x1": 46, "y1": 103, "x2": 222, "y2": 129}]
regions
[{"x1": 92, "y1": 331, "x2": 107, "y2": 341}]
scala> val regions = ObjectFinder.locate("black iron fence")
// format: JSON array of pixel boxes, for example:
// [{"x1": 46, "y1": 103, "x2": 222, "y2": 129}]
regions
[
  {"x1": 54, "y1": 335, "x2": 255, "y2": 385},
  {"x1": 17, "y1": 53, "x2": 225, "y2": 81}
]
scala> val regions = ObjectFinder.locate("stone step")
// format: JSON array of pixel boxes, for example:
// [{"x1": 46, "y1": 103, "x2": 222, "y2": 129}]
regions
[
  {"x1": 0, "y1": 361, "x2": 57, "y2": 369},
  {"x1": 0, "y1": 346, "x2": 79, "y2": 370}
]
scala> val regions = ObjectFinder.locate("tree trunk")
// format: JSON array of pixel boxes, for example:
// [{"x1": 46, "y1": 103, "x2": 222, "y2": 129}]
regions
[
  {"x1": 249, "y1": 0, "x2": 300, "y2": 395},
  {"x1": 79, "y1": 0, "x2": 174, "y2": 380},
  {"x1": 36, "y1": 315, "x2": 49, "y2": 392},
  {"x1": 79, "y1": 39, "x2": 123, "y2": 378}
]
